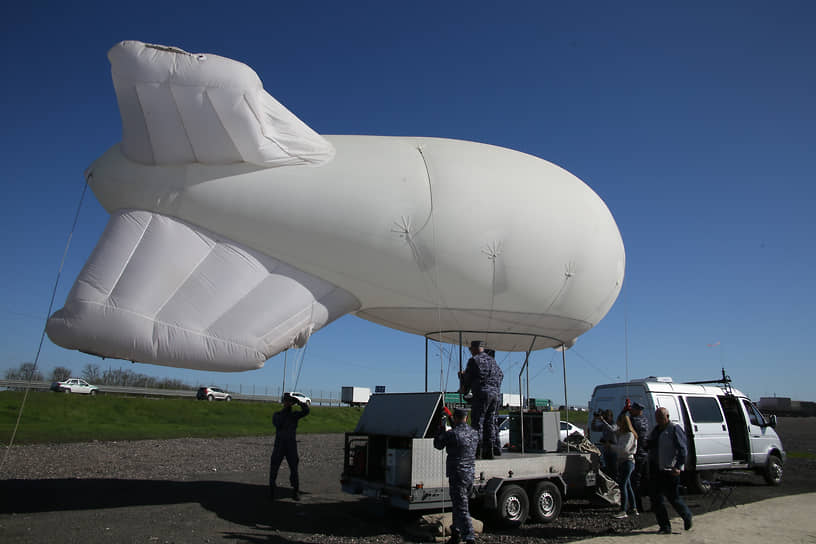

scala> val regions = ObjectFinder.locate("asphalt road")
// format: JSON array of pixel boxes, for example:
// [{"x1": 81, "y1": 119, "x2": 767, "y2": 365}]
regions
[{"x1": 0, "y1": 418, "x2": 813, "y2": 543}]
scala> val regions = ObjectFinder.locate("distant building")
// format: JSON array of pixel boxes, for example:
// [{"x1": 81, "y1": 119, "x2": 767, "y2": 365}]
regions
[{"x1": 759, "y1": 397, "x2": 816, "y2": 417}]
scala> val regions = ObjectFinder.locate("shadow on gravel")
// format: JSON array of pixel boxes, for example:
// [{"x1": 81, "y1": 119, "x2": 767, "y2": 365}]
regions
[{"x1": 0, "y1": 479, "x2": 394, "y2": 538}]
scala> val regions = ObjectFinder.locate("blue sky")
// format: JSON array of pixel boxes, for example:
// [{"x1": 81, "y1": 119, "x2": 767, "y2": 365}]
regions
[{"x1": 1, "y1": 1, "x2": 813, "y2": 405}]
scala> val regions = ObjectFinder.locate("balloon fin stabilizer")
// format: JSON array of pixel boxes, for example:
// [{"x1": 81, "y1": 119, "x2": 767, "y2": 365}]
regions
[
  {"x1": 46, "y1": 210, "x2": 359, "y2": 371},
  {"x1": 109, "y1": 40, "x2": 335, "y2": 167}
]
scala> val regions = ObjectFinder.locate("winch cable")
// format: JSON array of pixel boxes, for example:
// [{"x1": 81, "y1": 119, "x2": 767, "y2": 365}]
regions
[
  {"x1": 291, "y1": 342, "x2": 310, "y2": 393},
  {"x1": 1, "y1": 176, "x2": 90, "y2": 474}
]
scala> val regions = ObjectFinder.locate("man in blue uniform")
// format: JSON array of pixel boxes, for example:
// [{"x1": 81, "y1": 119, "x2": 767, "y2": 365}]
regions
[
  {"x1": 628, "y1": 401, "x2": 650, "y2": 512},
  {"x1": 459, "y1": 340, "x2": 503, "y2": 459},
  {"x1": 434, "y1": 407, "x2": 479, "y2": 544},
  {"x1": 269, "y1": 393, "x2": 310, "y2": 500},
  {"x1": 647, "y1": 407, "x2": 692, "y2": 534}
]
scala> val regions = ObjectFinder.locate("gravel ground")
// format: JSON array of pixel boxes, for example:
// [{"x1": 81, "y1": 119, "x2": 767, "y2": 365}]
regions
[{"x1": 0, "y1": 418, "x2": 813, "y2": 543}]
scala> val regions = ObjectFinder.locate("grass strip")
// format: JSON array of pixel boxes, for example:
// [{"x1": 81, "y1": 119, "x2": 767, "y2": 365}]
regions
[{"x1": 0, "y1": 391, "x2": 364, "y2": 444}]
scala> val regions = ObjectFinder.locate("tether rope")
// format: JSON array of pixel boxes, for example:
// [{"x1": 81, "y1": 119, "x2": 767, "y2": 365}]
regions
[{"x1": 1, "y1": 176, "x2": 90, "y2": 474}]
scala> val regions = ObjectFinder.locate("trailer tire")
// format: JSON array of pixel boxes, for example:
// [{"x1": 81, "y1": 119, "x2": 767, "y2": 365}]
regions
[
  {"x1": 496, "y1": 484, "x2": 529, "y2": 527},
  {"x1": 531, "y1": 481, "x2": 562, "y2": 523}
]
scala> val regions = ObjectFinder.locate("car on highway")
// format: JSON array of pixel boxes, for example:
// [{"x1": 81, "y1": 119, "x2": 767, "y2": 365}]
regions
[
  {"x1": 197, "y1": 386, "x2": 232, "y2": 401},
  {"x1": 560, "y1": 420, "x2": 585, "y2": 441},
  {"x1": 497, "y1": 415, "x2": 510, "y2": 448},
  {"x1": 494, "y1": 416, "x2": 584, "y2": 447},
  {"x1": 50, "y1": 378, "x2": 99, "y2": 395},
  {"x1": 283, "y1": 391, "x2": 311, "y2": 406}
]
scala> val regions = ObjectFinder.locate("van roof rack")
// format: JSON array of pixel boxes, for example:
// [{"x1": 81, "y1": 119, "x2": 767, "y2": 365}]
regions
[{"x1": 687, "y1": 368, "x2": 733, "y2": 395}]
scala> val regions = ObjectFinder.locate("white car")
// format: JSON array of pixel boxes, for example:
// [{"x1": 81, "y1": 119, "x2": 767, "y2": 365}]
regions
[
  {"x1": 496, "y1": 417, "x2": 584, "y2": 447},
  {"x1": 497, "y1": 415, "x2": 510, "y2": 448},
  {"x1": 560, "y1": 420, "x2": 585, "y2": 441},
  {"x1": 50, "y1": 378, "x2": 99, "y2": 395},
  {"x1": 284, "y1": 391, "x2": 311, "y2": 406},
  {"x1": 197, "y1": 386, "x2": 232, "y2": 401}
]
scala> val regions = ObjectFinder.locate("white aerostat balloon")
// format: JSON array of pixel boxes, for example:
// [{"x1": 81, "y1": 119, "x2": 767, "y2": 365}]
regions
[{"x1": 46, "y1": 41, "x2": 626, "y2": 372}]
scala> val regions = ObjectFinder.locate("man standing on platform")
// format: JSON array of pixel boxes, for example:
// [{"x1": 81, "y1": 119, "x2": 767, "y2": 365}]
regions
[{"x1": 459, "y1": 340, "x2": 503, "y2": 459}]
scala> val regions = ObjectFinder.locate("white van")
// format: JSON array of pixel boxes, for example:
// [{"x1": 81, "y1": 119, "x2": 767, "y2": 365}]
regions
[{"x1": 588, "y1": 376, "x2": 785, "y2": 492}]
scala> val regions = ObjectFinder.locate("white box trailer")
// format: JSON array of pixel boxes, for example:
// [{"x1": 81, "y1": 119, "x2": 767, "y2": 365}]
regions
[
  {"x1": 341, "y1": 392, "x2": 615, "y2": 527},
  {"x1": 501, "y1": 393, "x2": 521, "y2": 408},
  {"x1": 341, "y1": 386, "x2": 371, "y2": 406}
]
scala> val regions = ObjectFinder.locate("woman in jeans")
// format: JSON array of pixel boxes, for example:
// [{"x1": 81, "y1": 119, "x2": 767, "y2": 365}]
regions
[{"x1": 613, "y1": 413, "x2": 638, "y2": 518}]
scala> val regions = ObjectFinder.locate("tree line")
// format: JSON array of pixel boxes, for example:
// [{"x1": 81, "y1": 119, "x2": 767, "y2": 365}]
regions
[{"x1": 4, "y1": 362, "x2": 193, "y2": 390}]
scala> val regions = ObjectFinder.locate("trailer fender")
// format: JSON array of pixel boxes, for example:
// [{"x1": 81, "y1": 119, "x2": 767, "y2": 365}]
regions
[{"x1": 482, "y1": 478, "x2": 505, "y2": 509}]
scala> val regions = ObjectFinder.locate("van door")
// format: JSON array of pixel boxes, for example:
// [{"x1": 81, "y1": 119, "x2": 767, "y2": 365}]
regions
[
  {"x1": 741, "y1": 398, "x2": 776, "y2": 466},
  {"x1": 683, "y1": 395, "x2": 733, "y2": 466}
]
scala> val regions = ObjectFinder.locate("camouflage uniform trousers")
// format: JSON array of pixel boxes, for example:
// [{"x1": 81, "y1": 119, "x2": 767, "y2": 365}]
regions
[
  {"x1": 449, "y1": 470, "x2": 475, "y2": 540},
  {"x1": 471, "y1": 390, "x2": 500, "y2": 455},
  {"x1": 632, "y1": 453, "x2": 649, "y2": 511}
]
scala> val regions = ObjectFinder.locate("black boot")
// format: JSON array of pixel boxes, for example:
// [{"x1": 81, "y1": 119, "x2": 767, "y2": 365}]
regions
[
  {"x1": 292, "y1": 488, "x2": 300, "y2": 501},
  {"x1": 446, "y1": 527, "x2": 460, "y2": 544},
  {"x1": 268, "y1": 485, "x2": 276, "y2": 501}
]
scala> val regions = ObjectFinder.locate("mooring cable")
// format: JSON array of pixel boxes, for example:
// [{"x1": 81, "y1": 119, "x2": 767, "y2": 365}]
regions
[{"x1": 1, "y1": 176, "x2": 90, "y2": 473}]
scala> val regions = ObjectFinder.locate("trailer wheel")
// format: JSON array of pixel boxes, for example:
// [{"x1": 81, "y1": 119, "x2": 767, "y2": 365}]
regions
[
  {"x1": 496, "y1": 484, "x2": 529, "y2": 527},
  {"x1": 531, "y1": 481, "x2": 562, "y2": 523}
]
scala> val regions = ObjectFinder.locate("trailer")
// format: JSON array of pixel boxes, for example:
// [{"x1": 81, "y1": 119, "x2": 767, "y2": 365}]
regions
[
  {"x1": 501, "y1": 393, "x2": 521, "y2": 408},
  {"x1": 341, "y1": 392, "x2": 614, "y2": 526},
  {"x1": 341, "y1": 386, "x2": 371, "y2": 406}
]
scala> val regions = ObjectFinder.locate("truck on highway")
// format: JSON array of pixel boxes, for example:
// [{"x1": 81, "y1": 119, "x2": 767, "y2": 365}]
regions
[
  {"x1": 341, "y1": 392, "x2": 615, "y2": 526},
  {"x1": 501, "y1": 393, "x2": 521, "y2": 408},
  {"x1": 341, "y1": 386, "x2": 371, "y2": 406}
]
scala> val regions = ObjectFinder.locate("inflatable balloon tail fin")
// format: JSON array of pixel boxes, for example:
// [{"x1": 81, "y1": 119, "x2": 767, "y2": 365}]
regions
[
  {"x1": 108, "y1": 40, "x2": 335, "y2": 167},
  {"x1": 46, "y1": 210, "x2": 359, "y2": 371}
]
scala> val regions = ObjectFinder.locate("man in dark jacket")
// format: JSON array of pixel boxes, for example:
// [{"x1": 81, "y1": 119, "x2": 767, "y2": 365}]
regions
[
  {"x1": 647, "y1": 407, "x2": 692, "y2": 534},
  {"x1": 269, "y1": 393, "x2": 310, "y2": 500},
  {"x1": 434, "y1": 407, "x2": 479, "y2": 544},
  {"x1": 591, "y1": 408, "x2": 619, "y2": 480},
  {"x1": 459, "y1": 340, "x2": 503, "y2": 459}
]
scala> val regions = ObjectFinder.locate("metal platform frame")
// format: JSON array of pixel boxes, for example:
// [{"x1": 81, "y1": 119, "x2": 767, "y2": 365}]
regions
[{"x1": 423, "y1": 330, "x2": 571, "y2": 454}]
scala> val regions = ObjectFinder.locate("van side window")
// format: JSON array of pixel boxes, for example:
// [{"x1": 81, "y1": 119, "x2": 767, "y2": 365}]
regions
[
  {"x1": 742, "y1": 399, "x2": 765, "y2": 426},
  {"x1": 686, "y1": 396, "x2": 724, "y2": 423}
]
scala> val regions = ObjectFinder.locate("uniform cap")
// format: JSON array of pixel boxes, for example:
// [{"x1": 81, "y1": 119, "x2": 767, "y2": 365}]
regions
[
  {"x1": 631, "y1": 401, "x2": 645, "y2": 410},
  {"x1": 453, "y1": 407, "x2": 469, "y2": 418},
  {"x1": 469, "y1": 340, "x2": 482, "y2": 349}
]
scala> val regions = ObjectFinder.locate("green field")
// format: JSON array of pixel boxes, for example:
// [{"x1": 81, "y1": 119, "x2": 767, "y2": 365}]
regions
[
  {"x1": 0, "y1": 391, "x2": 589, "y2": 444},
  {"x1": 0, "y1": 391, "x2": 365, "y2": 444}
]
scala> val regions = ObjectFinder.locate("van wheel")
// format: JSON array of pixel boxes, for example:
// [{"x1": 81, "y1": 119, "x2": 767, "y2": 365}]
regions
[
  {"x1": 764, "y1": 455, "x2": 783, "y2": 486},
  {"x1": 686, "y1": 471, "x2": 713, "y2": 494},
  {"x1": 530, "y1": 481, "x2": 561, "y2": 523},
  {"x1": 496, "y1": 484, "x2": 529, "y2": 527}
]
